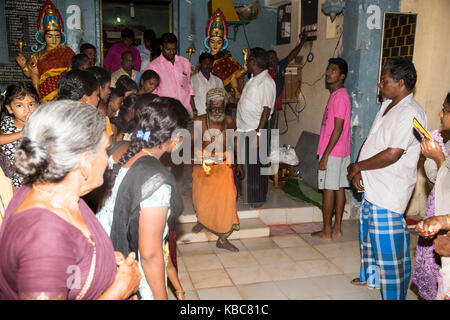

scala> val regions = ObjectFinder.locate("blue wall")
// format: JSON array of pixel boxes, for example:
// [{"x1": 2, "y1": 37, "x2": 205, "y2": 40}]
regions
[
  {"x1": 340, "y1": 0, "x2": 400, "y2": 163},
  {"x1": 54, "y1": 0, "x2": 101, "y2": 64},
  {"x1": 173, "y1": 0, "x2": 277, "y2": 67}
]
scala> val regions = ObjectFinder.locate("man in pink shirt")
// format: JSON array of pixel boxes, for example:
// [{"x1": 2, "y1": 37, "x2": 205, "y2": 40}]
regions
[
  {"x1": 103, "y1": 28, "x2": 141, "y2": 74},
  {"x1": 313, "y1": 57, "x2": 351, "y2": 241},
  {"x1": 145, "y1": 33, "x2": 196, "y2": 118}
]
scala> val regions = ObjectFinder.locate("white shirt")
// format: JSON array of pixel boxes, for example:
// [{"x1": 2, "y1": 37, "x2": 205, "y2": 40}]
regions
[
  {"x1": 137, "y1": 44, "x2": 151, "y2": 71},
  {"x1": 236, "y1": 70, "x2": 276, "y2": 132},
  {"x1": 190, "y1": 71, "x2": 224, "y2": 115},
  {"x1": 359, "y1": 93, "x2": 426, "y2": 214}
]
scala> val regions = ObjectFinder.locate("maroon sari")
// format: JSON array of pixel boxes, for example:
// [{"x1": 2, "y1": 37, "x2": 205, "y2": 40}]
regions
[{"x1": 0, "y1": 186, "x2": 117, "y2": 300}]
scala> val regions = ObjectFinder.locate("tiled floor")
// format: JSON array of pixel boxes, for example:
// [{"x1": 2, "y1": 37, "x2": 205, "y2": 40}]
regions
[{"x1": 168, "y1": 219, "x2": 421, "y2": 300}]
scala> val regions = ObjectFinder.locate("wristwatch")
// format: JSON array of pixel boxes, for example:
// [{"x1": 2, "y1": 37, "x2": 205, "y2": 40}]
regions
[{"x1": 256, "y1": 131, "x2": 261, "y2": 137}]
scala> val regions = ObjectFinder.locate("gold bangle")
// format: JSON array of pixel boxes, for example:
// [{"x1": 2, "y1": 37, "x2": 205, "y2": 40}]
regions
[{"x1": 22, "y1": 66, "x2": 29, "y2": 72}]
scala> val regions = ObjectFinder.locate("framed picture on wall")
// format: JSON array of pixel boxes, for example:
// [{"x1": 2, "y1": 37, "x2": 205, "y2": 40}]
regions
[{"x1": 277, "y1": 3, "x2": 292, "y2": 45}]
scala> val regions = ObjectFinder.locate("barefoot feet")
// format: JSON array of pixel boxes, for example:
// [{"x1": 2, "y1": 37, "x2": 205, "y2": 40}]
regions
[
  {"x1": 332, "y1": 225, "x2": 343, "y2": 238},
  {"x1": 216, "y1": 237, "x2": 239, "y2": 252},
  {"x1": 192, "y1": 223, "x2": 204, "y2": 233},
  {"x1": 311, "y1": 230, "x2": 333, "y2": 241}
]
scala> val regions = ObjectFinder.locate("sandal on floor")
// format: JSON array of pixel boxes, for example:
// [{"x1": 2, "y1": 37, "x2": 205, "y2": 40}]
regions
[{"x1": 350, "y1": 278, "x2": 366, "y2": 286}]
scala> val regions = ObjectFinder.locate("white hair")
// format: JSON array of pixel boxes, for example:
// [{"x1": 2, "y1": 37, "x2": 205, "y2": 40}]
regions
[{"x1": 14, "y1": 100, "x2": 106, "y2": 184}]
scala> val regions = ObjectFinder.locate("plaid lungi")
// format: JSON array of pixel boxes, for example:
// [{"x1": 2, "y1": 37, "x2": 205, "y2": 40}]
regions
[{"x1": 358, "y1": 196, "x2": 411, "y2": 300}]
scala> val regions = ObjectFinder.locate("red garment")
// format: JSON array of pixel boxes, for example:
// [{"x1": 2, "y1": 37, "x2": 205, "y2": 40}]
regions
[
  {"x1": 37, "y1": 46, "x2": 74, "y2": 101},
  {"x1": 269, "y1": 69, "x2": 283, "y2": 111}
]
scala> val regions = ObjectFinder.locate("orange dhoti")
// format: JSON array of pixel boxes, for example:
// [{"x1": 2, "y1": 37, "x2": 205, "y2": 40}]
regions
[{"x1": 192, "y1": 163, "x2": 240, "y2": 236}]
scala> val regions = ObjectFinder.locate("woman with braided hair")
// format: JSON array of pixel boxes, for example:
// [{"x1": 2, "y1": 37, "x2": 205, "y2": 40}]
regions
[{"x1": 96, "y1": 94, "x2": 192, "y2": 300}]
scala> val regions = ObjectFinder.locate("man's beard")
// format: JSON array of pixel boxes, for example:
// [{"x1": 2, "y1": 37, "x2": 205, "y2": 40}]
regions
[{"x1": 209, "y1": 113, "x2": 226, "y2": 122}]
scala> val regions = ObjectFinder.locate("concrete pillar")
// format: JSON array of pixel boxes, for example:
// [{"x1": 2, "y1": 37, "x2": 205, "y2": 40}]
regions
[{"x1": 340, "y1": 0, "x2": 400, "y2": 164}]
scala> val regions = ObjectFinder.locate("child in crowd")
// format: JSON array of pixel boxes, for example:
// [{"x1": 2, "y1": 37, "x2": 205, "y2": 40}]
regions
[
  {"x1": 115, "y1": 75, "x2": 138, "y2": 98},
  {"x1": 138, "y1": 70, "x2": 160, "y2": 95},
  {"x1": 71, "y1": 53, "x2": 90, "y2": 71},
  {"x1": 107, "y1": 87, "x2": 124, "y2": 119},
  {"x1": 0, "y1": 82, "x2": 39, "y2": 188},
  {"x1": 107, "y1": 88, "x2": 125, "y2": 141},
  {"x1": 110, "y1": 93, "x2": 143, "y2": 142}
]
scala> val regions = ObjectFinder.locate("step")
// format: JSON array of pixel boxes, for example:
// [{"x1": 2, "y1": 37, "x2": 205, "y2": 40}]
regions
[
  {"x1": 176, "y1": 218, "x2": 270, "y2": 244},
  {"x1": 178, "y1": 203, "x2": 356, "y2": 226},
  {"x1": 177, "y1": 209, "x2": 260, "y2": 224}
]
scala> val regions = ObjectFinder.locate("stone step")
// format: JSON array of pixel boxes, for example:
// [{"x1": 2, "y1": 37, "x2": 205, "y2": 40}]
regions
[
  {"x1": 177, "y1": 209, "x2": 260, "y2": 224},
  {"x1": 176, "y1": 218, "x2": 270, "y2": 245},
  {"x1": 178, "y1": 203, "x2": 356, "y2": 226}
]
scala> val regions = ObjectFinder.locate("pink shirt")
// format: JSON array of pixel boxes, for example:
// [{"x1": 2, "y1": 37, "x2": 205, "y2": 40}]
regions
[
  {"x1": 146, "y1": 54, "x2": 194, "y2": 118},
  {"x1": 317, "y1": 87, "x2": 351, "y2": 157},
  {"x1": 103, "y1": 42, "x2": 141, "y2": 73}
]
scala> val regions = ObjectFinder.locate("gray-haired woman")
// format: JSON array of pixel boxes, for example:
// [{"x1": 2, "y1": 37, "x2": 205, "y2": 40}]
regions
[{"x1": 0, "y1": 100, "x2": 141, "y2": 300}]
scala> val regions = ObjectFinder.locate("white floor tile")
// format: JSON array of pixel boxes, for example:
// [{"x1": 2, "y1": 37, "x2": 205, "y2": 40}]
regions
[
  {"x1": 237, "y1": 282, "x2": 287, "y2": 300},
  {"x1": 197, "y1": 286, "x2": 243, "y2": 300},
  {"x1": 274, "y1": 278, "x2": 328, "y2": 300}
]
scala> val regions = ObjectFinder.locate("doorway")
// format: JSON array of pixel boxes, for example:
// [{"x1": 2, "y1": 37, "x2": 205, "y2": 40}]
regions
[{"x1": 100, "y1": 0, "x2": 172, "y2": 64}]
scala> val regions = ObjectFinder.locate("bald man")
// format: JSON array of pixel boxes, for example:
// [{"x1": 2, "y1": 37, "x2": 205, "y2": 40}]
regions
[{"x1": 111, "y1": 51, "x2": 138, "y2": 87}]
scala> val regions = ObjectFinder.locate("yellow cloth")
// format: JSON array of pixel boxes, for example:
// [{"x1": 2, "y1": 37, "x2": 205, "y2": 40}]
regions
[{"x1": 106, "y1": 116, "x2": 114, "y2": 137}]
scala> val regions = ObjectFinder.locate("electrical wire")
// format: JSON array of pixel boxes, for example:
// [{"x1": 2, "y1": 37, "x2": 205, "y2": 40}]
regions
[
  {"x1": 301, "y1": 30, "x2": 343, "y2": 87},
  {"x1": 279, "y1": 30, "x2": 344, "y2": 134}
]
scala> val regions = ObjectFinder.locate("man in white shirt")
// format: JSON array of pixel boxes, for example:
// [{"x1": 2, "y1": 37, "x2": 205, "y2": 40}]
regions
[
  {"x1": 137, "y1": 29, "x2": 156, "y2": 71},
  {"x1": 347, "y1": 58, "x2": 427, "y2": 300},
  {"x1": 236, "y1": 47, "x2": 276, "y2": 208},
  {"x1": 110, "y1": 51, "x2": 138, "y2": 87},
  {"x1": 191, "y1": 53, "x2": 224, "y2": 116}
]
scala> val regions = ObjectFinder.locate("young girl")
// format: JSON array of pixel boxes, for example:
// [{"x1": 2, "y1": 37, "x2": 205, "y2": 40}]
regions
[
  {"x1": 97, "y1": 95, "x2": 192, "y2": 300},
  {"x1": 107, "y1": 87, "x2": 124, "y2": 119},
  {"x1": 110, "y1": 93, "x2": 140, "y2": 142},
  {"x1": 0, "y1": 82, "x2": 39, "y2": 188},
  {"x1": 138, "y1": 70, "x2": 160, "y2": 95}
]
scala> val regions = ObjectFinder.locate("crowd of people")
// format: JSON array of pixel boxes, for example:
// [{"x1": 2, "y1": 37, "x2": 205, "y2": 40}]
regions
[{"x1": 0, "y1": 3, "x2": 448, "y2": 302}]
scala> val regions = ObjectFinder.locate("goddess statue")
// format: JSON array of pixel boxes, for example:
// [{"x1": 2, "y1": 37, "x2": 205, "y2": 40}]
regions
[
  {"x1": 15, "y1": 0, "x2": 74, "y2": 102},
  {"x1": 204, "y1": 9, "x2": 246, "y2": 107}
]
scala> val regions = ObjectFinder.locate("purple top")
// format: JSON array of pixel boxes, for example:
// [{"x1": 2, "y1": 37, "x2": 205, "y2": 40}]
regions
[
  {"x1": 0, "y1": 186, "x2": 117, "y2": 300},
  {"x1": 104, "y1": 42, "x2": 141, "y2": 73}
]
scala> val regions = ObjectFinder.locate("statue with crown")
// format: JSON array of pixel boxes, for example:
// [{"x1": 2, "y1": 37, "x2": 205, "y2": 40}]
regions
[
  {"x1": 205, "y1": 9, "x2": 246, "y2": 108},
  {"x1": 15, "y1": 0, "x2": 74, "y2": 102}
]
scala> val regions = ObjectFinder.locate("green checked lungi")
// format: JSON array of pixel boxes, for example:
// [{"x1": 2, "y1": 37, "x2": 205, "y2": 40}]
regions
[{"x1": 358, "y1": 195, "x2": 411, "y2": 300}]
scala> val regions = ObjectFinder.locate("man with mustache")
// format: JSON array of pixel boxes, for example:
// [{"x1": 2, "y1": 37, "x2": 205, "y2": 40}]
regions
[
  {"x1": 191, "y1": 88, "x2": 244, "y2": 252},
  {"x1": 145, "y1": 32, "x2": 197, "y2": 118},
  {"x1": 347, "y1": 58, "x2": 426, "y2": 300}
]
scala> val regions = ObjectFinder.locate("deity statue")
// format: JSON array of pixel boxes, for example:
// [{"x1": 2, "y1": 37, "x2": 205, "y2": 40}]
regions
[
  {"x1": 15, "y1": 0, "x2": 74, "y2": 102},
  {"x1": 204, "y1": 9, "x2": 246, "y2": 105}
]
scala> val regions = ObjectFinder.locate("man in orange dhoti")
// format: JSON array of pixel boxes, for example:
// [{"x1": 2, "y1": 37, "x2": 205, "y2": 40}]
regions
[{"x1": 191, "y1": 88, "x2": 244, "y2": 252}]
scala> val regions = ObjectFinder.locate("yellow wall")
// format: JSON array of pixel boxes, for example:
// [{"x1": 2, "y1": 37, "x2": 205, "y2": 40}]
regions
[
  {"x1": 274, "y1": 0, "x2": 343, "y2": 148},
  {"x1": 401, "y1": 0, "x2": 450, "y2": 217}
]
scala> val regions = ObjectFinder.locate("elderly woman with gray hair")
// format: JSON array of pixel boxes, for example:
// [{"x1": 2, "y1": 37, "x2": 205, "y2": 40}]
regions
[{"x1": 0, "y1": 100, "x2": 141, "y2": 300}]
